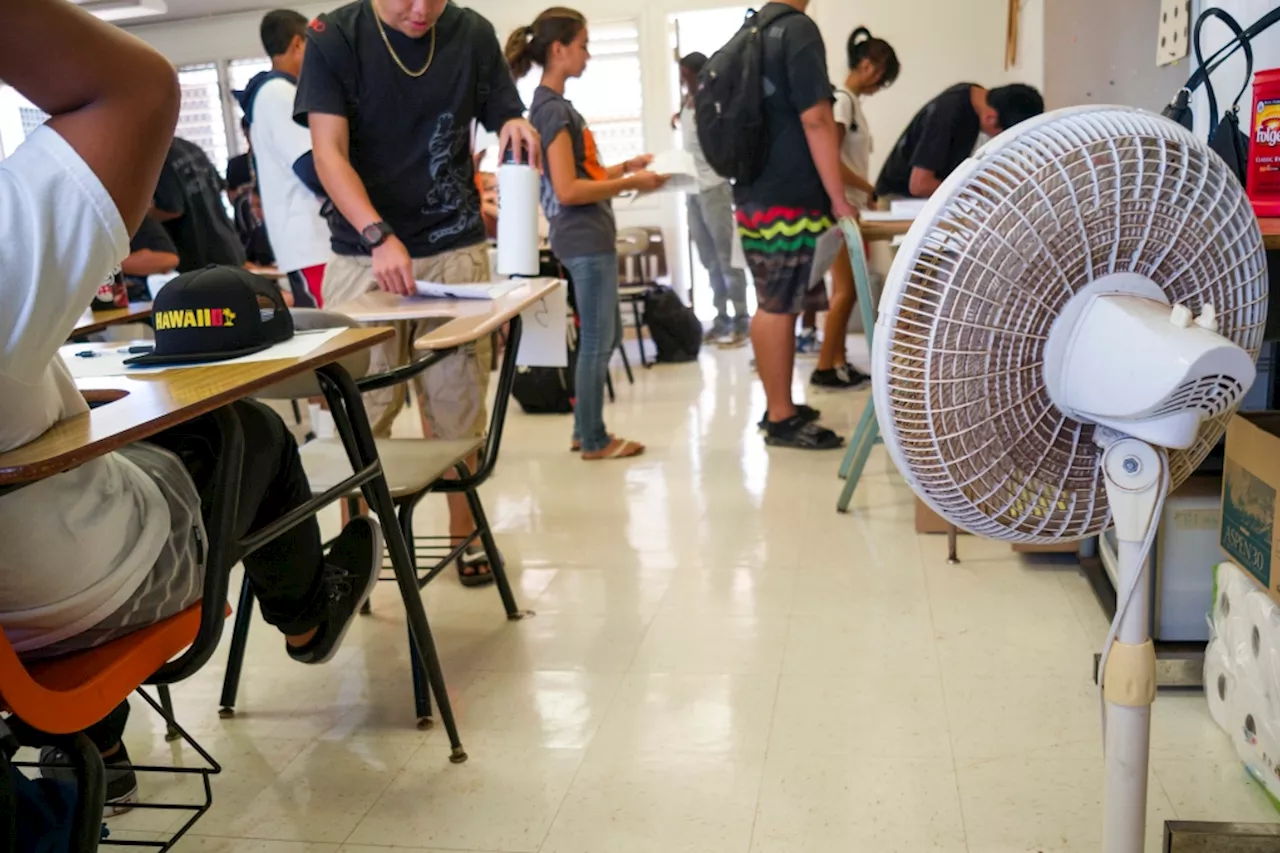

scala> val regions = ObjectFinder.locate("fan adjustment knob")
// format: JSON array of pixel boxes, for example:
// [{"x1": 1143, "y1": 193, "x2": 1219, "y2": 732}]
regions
[
  {"x1": 1169, "y1": 303, "x2": 1193, "y2": 328},
  {"x1": 1195, "y1": 303, "x2": 1219, "y2": 333}
]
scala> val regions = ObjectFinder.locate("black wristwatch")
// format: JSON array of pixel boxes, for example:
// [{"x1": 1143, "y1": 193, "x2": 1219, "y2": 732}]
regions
[{"x1": 360, "y1": 221, "x2": 395, "y2": 251}]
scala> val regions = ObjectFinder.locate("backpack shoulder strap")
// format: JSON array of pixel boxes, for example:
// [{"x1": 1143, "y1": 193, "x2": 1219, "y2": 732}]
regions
[
  {"x1": 464, "y1": 8, "x2": 496, "y2": 116},
  {"x1": 749, "y1": 4, "x2": 801, "y2": 31}
]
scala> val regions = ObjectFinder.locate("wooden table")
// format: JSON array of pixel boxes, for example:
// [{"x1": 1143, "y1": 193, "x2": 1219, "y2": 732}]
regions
[
  {"x1": 1260, "y1": 217, "x2": 1280, "y2": 251},
  {"x1": 71, "y1": 301, "x2": 152, "y2": 338},
  {"x1": 858, "y1": 217, "x2": 914, "y2": 243},
  {"x1": 0, "y1": 327, "x2": 391, "y2": 485},
  {"x1": 327, "y1": 278, "x2": 562, "y2": 349},
  {"x1": 244, "y1": 264, "x2": 285, "y2": 281}
]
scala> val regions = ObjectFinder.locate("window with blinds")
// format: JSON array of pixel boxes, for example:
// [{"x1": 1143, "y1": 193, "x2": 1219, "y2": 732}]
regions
[
  {"x1": 514, "y1": 20, "x2": 645, "y2": 169},
  {"x1": 177, "y1": 63, "x2": 230, "y2": 175},
  {"x1": 228, "y1": 57, "x2": 273, "y2": 154}
]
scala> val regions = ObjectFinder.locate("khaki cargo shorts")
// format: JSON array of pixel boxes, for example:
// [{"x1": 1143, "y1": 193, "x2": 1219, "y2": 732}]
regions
[{"x1": 323, "y1": 243, "x2": 493, "y2": 440}]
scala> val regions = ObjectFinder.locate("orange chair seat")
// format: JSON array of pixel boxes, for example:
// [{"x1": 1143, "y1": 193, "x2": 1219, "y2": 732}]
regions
[{"x1": 0, "y1": 603, "x2": 227, "y2": 736}]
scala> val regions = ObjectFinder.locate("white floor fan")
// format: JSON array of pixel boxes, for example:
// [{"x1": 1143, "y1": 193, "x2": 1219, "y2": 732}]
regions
[{"x1": 872, "y1": 105, "x2": 1269, "y2": 853}]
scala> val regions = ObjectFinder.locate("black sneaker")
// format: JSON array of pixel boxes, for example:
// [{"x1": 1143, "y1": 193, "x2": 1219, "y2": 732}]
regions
[
  {"x1": 811, "y1": 365, "x2": 871, "y2": 390},
  {"x1": 758, "y1": 404, "x2": 820, "y2": 431},
  {"x1": 288, "y1": 516, "x2": 383, "y2": 665},
  {"x1": 40, "y1": 743, "x2": 138, "y2": 816},
  {"x1": 764, "y1": 414, "x2": 844, "y2": 450}
]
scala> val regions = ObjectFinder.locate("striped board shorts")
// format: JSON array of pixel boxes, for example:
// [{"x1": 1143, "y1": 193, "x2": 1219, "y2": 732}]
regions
[{"x1": 735, "y1": 205, "x2": 834, "y2": 315}]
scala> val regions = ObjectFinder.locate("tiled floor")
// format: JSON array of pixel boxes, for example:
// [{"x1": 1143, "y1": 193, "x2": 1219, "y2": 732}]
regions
[{"x1": 98, "y1": 343, "x2": 1278, "y2": 851}]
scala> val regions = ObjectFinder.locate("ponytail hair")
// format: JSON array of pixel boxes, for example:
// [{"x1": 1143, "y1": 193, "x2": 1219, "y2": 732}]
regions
[
  {"x1": 505, "y1": 7, "x2": 587, "y2": 79},
  {"x1": 846, "y1": 26, "x2": 900, "y2": 87}
]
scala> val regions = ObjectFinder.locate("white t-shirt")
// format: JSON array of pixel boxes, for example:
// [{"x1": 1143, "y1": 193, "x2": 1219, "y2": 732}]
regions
[
  {"x1": 0, "y1": 126, "x2": 178, "y2": 653},
  {"x1": 833, "y1": 87, "x2": 873, "y2": 208},
  {"x1": 679, "y1": 105, "x2": 726, "y2": 193},
  {"x1": 249, "y1": 77, "x2": 331, "y2": 275}
]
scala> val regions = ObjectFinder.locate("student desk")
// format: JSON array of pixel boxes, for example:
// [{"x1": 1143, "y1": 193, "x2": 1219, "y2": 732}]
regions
[
  {"x1": 0, "y1": 326, "x2": 480, "y2": 763},
  {"x1": 71, "y1": 301, "x2": 152, "y2": 339},
  {"x1": 217, "y1": 279, "x2": 563, "y2": 735},
  {"x1": 858, "y1": 217, "x2": 914, "y2": 243}
]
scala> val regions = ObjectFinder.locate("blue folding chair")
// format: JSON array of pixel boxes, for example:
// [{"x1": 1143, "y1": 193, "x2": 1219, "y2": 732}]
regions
[{"x1": 835, "y1": 216, "x2": 883, "y2": 513}]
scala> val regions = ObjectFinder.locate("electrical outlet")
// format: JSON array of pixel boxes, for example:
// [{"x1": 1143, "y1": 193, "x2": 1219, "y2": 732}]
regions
[{"x1": 1157, "y1": 0, "x2": 1190, "y2": 67}]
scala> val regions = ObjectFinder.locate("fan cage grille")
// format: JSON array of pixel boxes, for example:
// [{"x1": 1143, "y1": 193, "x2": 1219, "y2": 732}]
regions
[{"x1": 878, "y1": 109, "x2": 1268, "y2": 543}]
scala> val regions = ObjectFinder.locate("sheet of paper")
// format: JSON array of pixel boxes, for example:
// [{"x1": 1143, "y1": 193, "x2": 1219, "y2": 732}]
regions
[
  {"x1": 516, "y1": 282, "x2": 569, "y2": 368},
  {"x1": 807, "y1": 226, "x2": 845, "y2": 291},
  {"x1": 889, "y1": 199, "x2": 928, "y2": 218},
  {"x1": 861, "y1": 210, "x2": 915, "y2": 222},
  {"x1": 415, "y1": 281, "x2": 521, "y2": 300},
  {"x1": 630, "y1": 149, "x2": 699, "y2": 196},
  {"x1": 62, "y1": 328, "x2": 345, "y2": 380}
]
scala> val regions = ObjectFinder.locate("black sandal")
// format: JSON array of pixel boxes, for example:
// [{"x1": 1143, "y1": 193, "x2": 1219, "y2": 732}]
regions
[
  {"x1": 758, "y1": 404, "x2": 820, "y2": 431},
  {"x1": 764, "y1": 414, "x2": 844, "y2": 450},
  {"x1": 457, "y1": 544, "x2": 496, "y2": 587}
]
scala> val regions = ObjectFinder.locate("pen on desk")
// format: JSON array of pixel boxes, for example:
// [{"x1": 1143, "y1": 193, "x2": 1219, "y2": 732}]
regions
[{"x1": 117, "y1": 345, "x2": 153, "y2": 354}]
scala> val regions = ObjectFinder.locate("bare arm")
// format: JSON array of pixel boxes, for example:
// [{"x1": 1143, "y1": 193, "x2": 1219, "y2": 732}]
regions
[
  {"x1": 309, "y1": 111, "x2": 415, "y2": 295},
  {"x1": 121, "y1": 249, "x2": 179, "y2": 277},
  {"x1": 801, "y1": 101, "x2": 855, "y2": 219},
  {"x1": 0, "y1": 0, "x2": 179, "y2": 235},
  {"x1": 546, "y1": 132, "x2": 663, "y2": 205},
  {"x1": 908, "y1": 167, "x2": 943, "y2": 198},
  {"x1": 310, "y1": 112, "x2": 382, "y2": 235}
]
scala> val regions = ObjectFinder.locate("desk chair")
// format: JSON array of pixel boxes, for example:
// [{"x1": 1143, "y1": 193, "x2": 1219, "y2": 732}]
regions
[
  {"x1": 0, "y1": 405, "x2": 243, "y2": 851},
  {"x1": 616, "y1": 226, "x2": 667, "y2": 368},
  {"x1": 219, "y1": 311, "x2": 530, "y2": 731}
]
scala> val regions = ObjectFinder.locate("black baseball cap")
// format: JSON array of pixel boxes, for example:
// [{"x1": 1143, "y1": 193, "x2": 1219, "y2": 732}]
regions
[{"x1": 126, "y1": 265, "x2": 294, "y2": 366}]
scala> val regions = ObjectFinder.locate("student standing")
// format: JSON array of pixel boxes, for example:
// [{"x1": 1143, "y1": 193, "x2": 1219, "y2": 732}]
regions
[
  {"x1": 240, "y1": 9, "x2": 332, "y2": 308},
  {"x1": 509, "y1": 7, "x2": 667, "y2": 460},
  {"x1": 733, "y1": 0, "x2": 854, "y2": 450},
  {"x1": 676, "y1": 52, "x2": 750, "y2": 348},
  {"x1": 0, "y1": 0, "x2": 381, "y2": 809},
  {"x1": 296, "y1": 0, "x2": 539, "y2": 585},
  {"x1": 225, "y1": 126, "x2": 277, "y2": 269},
  {"x1": 876, "y1": 82, "x2": 1043, "y2": 199},
  {"x1": 152, "y1": 137, "x2": 247, "y2": 272},
  {"x1": 811, "y1": 27, "x2": 899, "y2": 391}
]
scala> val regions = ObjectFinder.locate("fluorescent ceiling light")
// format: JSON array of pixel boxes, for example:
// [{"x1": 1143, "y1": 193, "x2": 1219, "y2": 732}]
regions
[{"x1": 72, "y1": 0, "x2": 167, "y2": 22}]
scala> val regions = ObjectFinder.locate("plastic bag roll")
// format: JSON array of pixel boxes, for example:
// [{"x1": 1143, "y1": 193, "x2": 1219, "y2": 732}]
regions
[
  {"x1": 1205, "y1": 639, "x2": 1236, "y2": 732},
  {"x1": 497, "y1": 164, "x2": 540, "y2": 277}
]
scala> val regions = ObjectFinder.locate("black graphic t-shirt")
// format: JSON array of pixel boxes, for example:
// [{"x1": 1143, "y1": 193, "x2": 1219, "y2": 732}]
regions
[
  {"x1": 153, "y1": 138, "x2": 247, "y2": 272},
  {"x1": 875, "y1": 83, "x2": 980, "y2": 198},
  {"x1": 295, "y1": 0, "x2": 526, "y2": 258}
]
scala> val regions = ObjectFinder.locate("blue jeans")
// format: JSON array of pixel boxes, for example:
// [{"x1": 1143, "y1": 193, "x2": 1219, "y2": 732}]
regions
[{"x1": 563, "y1": 252, "x2": 622, "y2": 453}]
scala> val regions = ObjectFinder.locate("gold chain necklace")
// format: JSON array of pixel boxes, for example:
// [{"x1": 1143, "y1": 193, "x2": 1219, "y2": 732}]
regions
[{"x1": 373, "y1": 3, "x2": 436, "y2": 78}]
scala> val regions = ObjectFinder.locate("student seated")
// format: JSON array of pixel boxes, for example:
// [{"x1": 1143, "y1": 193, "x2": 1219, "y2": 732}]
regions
[
  {"x1": 121, "y1": 214, "x2": 179, "y2": 302},
  {"x1": 875, "y1": 82, "x2": 1044, "y2": 199},
  {"x1": 0, "y1": 0, "x2": 381, "y2": 811}
]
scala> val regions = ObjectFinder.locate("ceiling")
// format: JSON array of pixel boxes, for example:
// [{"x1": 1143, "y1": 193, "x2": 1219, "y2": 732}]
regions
[{"x1": 123, "y1": 0, "x2": 275, "y2": 25}]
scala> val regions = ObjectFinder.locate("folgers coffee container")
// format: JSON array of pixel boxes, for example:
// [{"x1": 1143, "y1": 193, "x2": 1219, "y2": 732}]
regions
[
  {"x1": 90, "y1": 266, "x2": 129, "y2": 312},
  {"x1": 1248, "y1": 68, "x2": 1280, "y2": 217}
]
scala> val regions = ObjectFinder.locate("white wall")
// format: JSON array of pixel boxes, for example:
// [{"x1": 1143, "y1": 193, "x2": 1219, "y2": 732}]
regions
[{"x1": 129, "y1": 0, "x2": 1025, "y2": 292}]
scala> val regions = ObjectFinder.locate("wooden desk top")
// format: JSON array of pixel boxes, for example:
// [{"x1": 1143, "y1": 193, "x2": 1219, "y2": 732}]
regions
[
  {"x1": 327, "y1": 278, "x2": 563, "y2": 352},
  {"x1": 1260, "y1": 218, "x2": 1280, "y2": 251},
  {"x1": 245, "y1": 264, "x2": 285, "y2": 281},
  {"x1": 858, "y1": 218, "x2": 914, "y2": 243},
  {"x1": 0, "y1": 327, "x2": 392, "y2": 486},
  {"x1": 72, "y1": 302, "x2": 153, "y2": 338}
]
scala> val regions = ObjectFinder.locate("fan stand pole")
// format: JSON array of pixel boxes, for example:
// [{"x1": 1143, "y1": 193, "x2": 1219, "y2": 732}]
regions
[{"x1": 1098, "y1": 438, "x2": 1162, "y2": 853}]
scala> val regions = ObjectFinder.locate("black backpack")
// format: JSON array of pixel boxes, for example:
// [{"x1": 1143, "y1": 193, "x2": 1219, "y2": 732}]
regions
[
  {"x1": 643, "y1": 287, "x2": 702, "y2": 364},
  {"x1": 694, "y1": 5, "x2": 800, "y2": 185},
  {"x1": 513, "y1": 327, "x2": 578, "y2": 414}
]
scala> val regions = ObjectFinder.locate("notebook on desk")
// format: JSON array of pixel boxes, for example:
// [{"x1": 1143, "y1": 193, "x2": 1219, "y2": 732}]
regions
[{"x1": 413, "y1": 281, "x2": 521, "y2": 300}]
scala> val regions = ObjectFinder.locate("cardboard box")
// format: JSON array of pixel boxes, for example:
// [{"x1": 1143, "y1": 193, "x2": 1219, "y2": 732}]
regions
[
  {"x1": 1221, "y1": 413, "x2": 1280, "y2": 605},
  {"x1": 914, "y1": 497, "x2": 969, "y2": 535}
]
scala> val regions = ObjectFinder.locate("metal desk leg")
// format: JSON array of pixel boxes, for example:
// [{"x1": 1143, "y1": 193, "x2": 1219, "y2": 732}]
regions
[
  {"x1": 618, "y1": 339, "x2": 635, "y2": 384},
  {"x1": 319, "y1": 363, "x2": 467, "y2": 763},
  {"x1": 631, "y1": 298, "x2": 649, "y2": 367}
]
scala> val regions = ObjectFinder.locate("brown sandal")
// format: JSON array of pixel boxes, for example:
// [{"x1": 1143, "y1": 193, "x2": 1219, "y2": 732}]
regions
[
  {"x1": 582, "y1": 437, "x2": 645, "y2": 460},
  {"x1": 571, "y1": 434, "x2": 613, "y2": 452}
]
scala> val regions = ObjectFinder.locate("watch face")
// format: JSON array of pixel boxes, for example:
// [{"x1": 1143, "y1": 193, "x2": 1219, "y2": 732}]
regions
[{"x1": 362, "y1": 223, "x2": 384, "y2": 245}]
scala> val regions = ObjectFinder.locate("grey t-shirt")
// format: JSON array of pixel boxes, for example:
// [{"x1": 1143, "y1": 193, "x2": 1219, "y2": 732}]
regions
[{"x1": 528, "y1": 86, "x2": 616, "y2": 259}]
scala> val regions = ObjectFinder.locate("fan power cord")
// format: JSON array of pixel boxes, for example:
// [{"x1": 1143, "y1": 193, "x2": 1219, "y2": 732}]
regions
[{"x1": 1093, "y1": 428, "x2": 1169, "y2": 747}]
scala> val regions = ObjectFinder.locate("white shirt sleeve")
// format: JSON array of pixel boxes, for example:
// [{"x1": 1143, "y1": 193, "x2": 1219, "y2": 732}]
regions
[
  {"x1": 255, "y1": 79, "x2": 314, "y2": 170},
  {"x1": 832, "y1": 89, "x2": 855, "y2": 132},
  {"x1": 0, "y1": 125, "x2": 129, "y2": 383}
]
